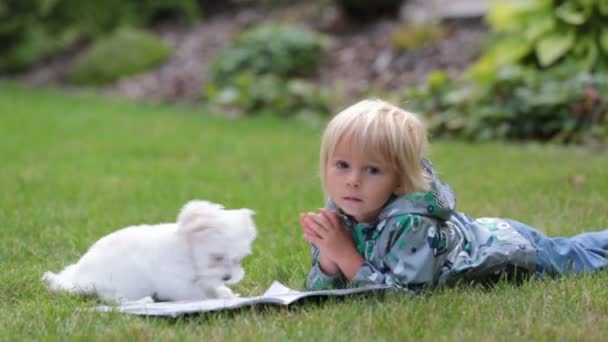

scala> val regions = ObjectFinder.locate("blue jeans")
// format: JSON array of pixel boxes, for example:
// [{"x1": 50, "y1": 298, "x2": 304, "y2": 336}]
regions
[{"x1": 509, "y1": 219, "x2": 608, "y2": 276}]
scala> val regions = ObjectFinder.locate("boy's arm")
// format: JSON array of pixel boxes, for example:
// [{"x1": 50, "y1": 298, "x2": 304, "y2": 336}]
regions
[
  {"x1": 349, "y1": 214, "x2": 439, "y2": 289},
  {"x1": 305, "y1": 243, "x2": 346, "y2": 290},
  {"x1": 319, "y1": 253, "x2": 341, "y2": 275}
]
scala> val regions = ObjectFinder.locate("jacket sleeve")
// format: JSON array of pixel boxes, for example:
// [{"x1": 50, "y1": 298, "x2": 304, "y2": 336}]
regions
[
  {"x1": 305, "y1": 243, "x2": 346, "y2": 290},
  {"x1": 351, "y1": 214, "x2": 440, "y2": 290}
]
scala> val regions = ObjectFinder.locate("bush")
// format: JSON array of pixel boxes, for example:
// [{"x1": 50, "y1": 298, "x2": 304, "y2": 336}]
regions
[
  {"x1": 0, "y1": 0, "x2": 198, "y2": 72},
  {"x1": 401, "y1": 0, "x2": 608, "y2": 145},
  {"x1": 42, "y1": 0, "x2": 199, "y2": 36},
  {"x1": 69, "y1": 28, "x2": 171, "y2": 85},
  {"x1": 207, "y1": 23, "x2": 329, "y2": 85},
  {"x1": 0, "y1": 23, "x2": 79, "y2": 72},
  {"x1": 404, "y1": 68, "x2": 608, "y2": 144},
  {"x1": 204, "y1": 23, "x2": 331, "y2": 117},
  {"x1": 206, "y1": 73, "x2": 330, "y2": 118},
  {"x1": 0, "y1": 0, "x2": 56, "y2": 71},
  {"x1": 469, "y1": 0, "x2": 608, "y2": 82}
]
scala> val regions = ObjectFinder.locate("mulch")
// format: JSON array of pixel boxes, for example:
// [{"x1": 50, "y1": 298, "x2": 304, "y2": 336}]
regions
[{"x1": 14, "y1": 4, "x2": 488, "y2": 108}]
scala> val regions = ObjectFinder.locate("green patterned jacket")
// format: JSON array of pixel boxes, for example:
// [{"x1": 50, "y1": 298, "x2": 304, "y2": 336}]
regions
[{"x1": 305, "y1": 160, "x2": 538, "y2": 291}]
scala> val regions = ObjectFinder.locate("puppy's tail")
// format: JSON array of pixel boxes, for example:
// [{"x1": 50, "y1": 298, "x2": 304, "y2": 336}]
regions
[
  {"x1": 177, "y1": 200, "x2": 224, "y2": 233},
  {"x1": 41, "y1": 265, "x2": 79, "y2": 293}
]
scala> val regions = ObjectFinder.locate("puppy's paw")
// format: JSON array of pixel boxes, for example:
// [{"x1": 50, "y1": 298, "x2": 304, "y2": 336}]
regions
[{"x1": 213, "y1": 285, "x2": 237, "y2": 299}]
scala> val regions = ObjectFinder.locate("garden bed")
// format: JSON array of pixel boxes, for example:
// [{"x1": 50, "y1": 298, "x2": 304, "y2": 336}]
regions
[{"x1": 15, "y1": 2, "x2": 487, "y2": 107}]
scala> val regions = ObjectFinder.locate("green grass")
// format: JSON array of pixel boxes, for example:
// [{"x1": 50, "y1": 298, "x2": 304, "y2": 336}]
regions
[{"x1": 1, "y1": 82, "x2": 608, "y2": 340}]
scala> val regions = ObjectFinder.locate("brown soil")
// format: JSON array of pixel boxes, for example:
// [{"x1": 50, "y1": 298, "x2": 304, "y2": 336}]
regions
[{"x1": 14, "y1": 3, "x2": 487, "y2": 108}]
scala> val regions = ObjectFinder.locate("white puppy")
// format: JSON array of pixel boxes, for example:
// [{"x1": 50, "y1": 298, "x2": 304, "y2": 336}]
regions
[{"x1": 42, "y1": 200, "x2": 257, "y2": 303}]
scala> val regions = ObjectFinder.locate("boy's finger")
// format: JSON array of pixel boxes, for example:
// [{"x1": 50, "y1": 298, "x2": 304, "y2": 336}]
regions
[
  {"x1": 299, "y1": 213, "x2": 311, "y2": 229},
  {"x1": 307, "y1": 213, "x2": 330, "y2": 233},
  {"x1": 303, "y1": 215, "x2": 328, "y2": 235},
  {"x1": 302, "y1": 226, "x2": 318, "y2": 237},
  {"x1": 314, "y1": 211, "x2": 334, "y2": 231},
  {"x1": 303, "y1": 232, "x2": 321, "y2": 245},
  {"x1": 320, "y1": 208, "x2": 341, "y2": 228}
]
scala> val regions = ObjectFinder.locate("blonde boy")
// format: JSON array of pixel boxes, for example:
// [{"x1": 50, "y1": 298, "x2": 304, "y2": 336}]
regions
[{"x1": 301, "y1": 99, "x2": 608, "y2": 290}]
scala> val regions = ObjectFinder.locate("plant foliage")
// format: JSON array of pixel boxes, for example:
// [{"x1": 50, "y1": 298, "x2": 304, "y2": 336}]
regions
[
  {"x1": 402, "y1": 0, "x2": 608, "y2": 145},
  {"x1": 205, "y1": 23, "x2": 331, "y2": 117},
  {"x1": 207, "y1": 23, "x2": 329, "y2": 84},
  {"x1": 470, "y1": 0, "x2": 608, "y2": 82},
  {"x1": 404, "y1": 68, "x2": 608, "y2": 144},
  {"x1": 68, "y1": 28, "x2": 171, "y2": 85},
  {"x1": 0, "y1": 0, "x2": 198, "y2": 71}
]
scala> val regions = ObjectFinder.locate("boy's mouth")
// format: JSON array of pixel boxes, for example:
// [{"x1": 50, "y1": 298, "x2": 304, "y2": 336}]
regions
[{"x1": 343, "y1": 196, "x2": 362, "y2": 202}]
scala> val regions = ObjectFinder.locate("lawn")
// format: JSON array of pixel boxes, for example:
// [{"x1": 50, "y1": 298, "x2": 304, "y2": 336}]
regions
[{"x1": 1, "y1": 82, "x2": 607, "y2": 340}]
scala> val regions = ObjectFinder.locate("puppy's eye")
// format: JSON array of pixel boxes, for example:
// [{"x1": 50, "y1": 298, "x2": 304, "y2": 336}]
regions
[{"x1": 212, "y1": 254, "x2": 224, "y2": 262}]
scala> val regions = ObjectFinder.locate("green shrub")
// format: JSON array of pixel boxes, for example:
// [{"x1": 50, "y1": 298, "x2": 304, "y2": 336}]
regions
[
  {"x1": 0, "y1": 23, "x2": 78, "y2": 72},
  {"x1": 68, "y1": 28, "x2": 171, "y2": 85},
  {"x1": 401, "y1": 0, "x2": 608, "y2": 145},
  {"x1": 204, "y1": 23, "x2": 331, "y2": 117},
  {"x1": 0, "y1": 0, "x2": 198, "y2": 72},
  {"x1": 40, "y1": 0, "x2": 199, "y2": 37},
  {"x1": 0, "y1": 0, "x2": 54, "y2": 71},
  {"x1": 404, "y1": 68, "x2": 608, "y2": 144},
  {"x1": 470, "y1": 0, "x2": 608, "y2": 83},
  {"x1": 0, "y1": 0, "x2": 36, "y2": 53},
  {"x1": 206, "y1": 73, "x2": 331, "y2": 118},
  {"x1": 207, "y1": 23, "x2": 329, "y2": 85}
]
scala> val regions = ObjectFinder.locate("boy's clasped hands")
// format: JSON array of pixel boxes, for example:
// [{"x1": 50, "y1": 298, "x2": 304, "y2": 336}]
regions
[{"x1": 300, "y1": 209, "x2": 364, "y2": 279}]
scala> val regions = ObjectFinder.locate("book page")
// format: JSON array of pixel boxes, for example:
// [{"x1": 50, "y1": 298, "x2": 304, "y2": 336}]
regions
[
  {"x1": 96, "y1": 296, "x2": 260, "y2": 317},
  {"x1": 93, "y1": 281, "x2": 391, "y2": 316},
  {"x1": 257, "y1": 281, "x2": 390, "y2": 305}
]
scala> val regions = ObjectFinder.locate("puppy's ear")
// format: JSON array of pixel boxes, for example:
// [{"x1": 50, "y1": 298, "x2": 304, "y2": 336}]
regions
[
  {"x1": 177, "y1": 200, "x2": 224, "y2": 234},
  {"x1": 238, "y1": 208, "x2": 257, "y2": 238},
  {"x1": 237, "y1": 208, "x2": 256, "y2": 225},
  {"x1": 240, "y1": 208, "x2": 255, "y2": 217}
]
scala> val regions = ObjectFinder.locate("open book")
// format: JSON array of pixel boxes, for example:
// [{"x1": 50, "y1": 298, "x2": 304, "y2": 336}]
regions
[{"x1": 94, "y1": 281, "x2": 390, "y2": 317}]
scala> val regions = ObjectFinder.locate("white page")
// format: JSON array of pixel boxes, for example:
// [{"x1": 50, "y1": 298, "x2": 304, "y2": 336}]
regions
[{"x1": 94, "y1": 281, "x2": 390, "y2": 317}]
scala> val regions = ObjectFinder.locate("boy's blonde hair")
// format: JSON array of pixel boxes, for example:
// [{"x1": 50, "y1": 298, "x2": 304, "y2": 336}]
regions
[{"x1": 320, "y1": 99, "x2": 431, "y2": 196}]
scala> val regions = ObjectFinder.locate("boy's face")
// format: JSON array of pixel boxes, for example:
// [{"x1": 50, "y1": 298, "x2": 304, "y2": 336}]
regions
[{"x1": 325, "y1": 138, "x2": 401, "y2": 223}]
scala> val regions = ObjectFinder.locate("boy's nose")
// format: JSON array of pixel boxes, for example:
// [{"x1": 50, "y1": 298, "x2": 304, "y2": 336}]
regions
[{"x1": 347, "y1": 172, "x2": 361, "y2": 187}]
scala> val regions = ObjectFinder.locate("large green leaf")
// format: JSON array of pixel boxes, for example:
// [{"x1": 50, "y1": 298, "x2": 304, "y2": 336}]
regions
[
  {"x1": 466, "y1": 38, "x2": 532, "y2": 83},
  {"x1": 555, "y1": 1, "x2": 591, "y2": 25},
  {"x1": 487, "y1": 0, "x2": 542, "y2": 31},
  {"x1": 524, "y1": 13, "x2": 555, "y2": 42},
  {"x1": 486, "y1": 3, "x2": 519, "y2": 31},
  {"x1": 495, "y1": 38, "x2": 533, "y2": 64},
  {"x1": 535, "y1": 31, "x2": 575, "y2": 67}
]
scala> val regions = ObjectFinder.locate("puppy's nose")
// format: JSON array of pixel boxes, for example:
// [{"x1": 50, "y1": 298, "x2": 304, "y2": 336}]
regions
[{"x1": 222, "y1": 274, "x2": 231, "y2": 282}]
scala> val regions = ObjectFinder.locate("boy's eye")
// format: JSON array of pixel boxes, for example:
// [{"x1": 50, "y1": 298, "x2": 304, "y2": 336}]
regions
[
  {"x1": 212, "y1": 255, "x2": 225, "y2": 262},
  {"x1": 335, "y1": 161, "x2": 349, "y2": 169},
  {"x1": 365, "y1": 166, "x2": 380, "y2": 174}
]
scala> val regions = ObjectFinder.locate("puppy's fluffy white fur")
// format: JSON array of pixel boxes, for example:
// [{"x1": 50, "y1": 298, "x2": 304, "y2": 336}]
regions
[{"x1": 42, "y1": 200, "x2": 257, "y2": 303}]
